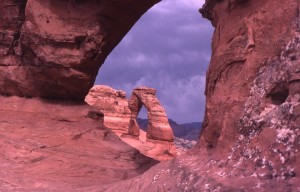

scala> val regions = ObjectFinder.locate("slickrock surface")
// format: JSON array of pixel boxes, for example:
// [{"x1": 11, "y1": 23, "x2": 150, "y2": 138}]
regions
[
  {"x1": 85, "y1": 85, "x2": 131, "y2": 134},
  {"x1": 136, "y1": 118, "x2": 201, "y2": 154},
  {"x1": 0, "y1": 0, "x2": 158, "y2": 100},
  {"x1": 85, "y1": 85, "x2": 176, "y2": 161},
  {"x1": 0, "y1": 96, "x2": 157, "y2": 191},
  {"x1": 121, "y1": 130, "x2": 177, "y2": 161}
]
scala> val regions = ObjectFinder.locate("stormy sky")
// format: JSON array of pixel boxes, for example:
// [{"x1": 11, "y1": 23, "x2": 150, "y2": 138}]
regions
[{"x1": 95, "y1": 0, "x2": 214, "y2": 123}]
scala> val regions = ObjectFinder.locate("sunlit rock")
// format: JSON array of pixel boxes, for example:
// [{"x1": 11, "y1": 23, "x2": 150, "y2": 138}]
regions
[{"x1": 85, "y1": 85, "x2": 177, "y2": 161}]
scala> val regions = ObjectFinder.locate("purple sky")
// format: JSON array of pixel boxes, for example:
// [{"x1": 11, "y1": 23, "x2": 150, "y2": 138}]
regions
[{"x1": 95, "y1": 0, "x2": 214, "y2": 123}]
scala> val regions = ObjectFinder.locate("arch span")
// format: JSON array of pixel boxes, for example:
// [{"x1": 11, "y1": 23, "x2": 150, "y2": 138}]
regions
[{"x1": 128, "y1": 87, "x2": 174, "y2": 142}]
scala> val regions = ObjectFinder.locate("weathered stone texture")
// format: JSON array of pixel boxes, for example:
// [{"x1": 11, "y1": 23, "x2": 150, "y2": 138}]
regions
[
  {"x1": 0, "y1": 0, "x2": 159, "y2": 100},
  {"x1": 128, "y1": 87, "x2": 174, "y2": 142},
  {"x1": 85, "y1": 85, "x2": 177, "y2": 161},
  {"x1": 0, "y1": 96, "x2": 157, "y2": 191},
  {"x1": 103, "y1": 0, "x2": 300, "y2": 191},
  {"x1": 1, "y1": 0, "x2": 299, "y2": 191},
  {"x1": 85, "y1": 85, "x2": 131, "y2": 134}
]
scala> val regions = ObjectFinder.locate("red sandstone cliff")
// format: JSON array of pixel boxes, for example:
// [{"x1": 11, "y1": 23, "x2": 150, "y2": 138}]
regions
[{"x1": 0, "y1": 0, "x2": 299, "y2": 191}]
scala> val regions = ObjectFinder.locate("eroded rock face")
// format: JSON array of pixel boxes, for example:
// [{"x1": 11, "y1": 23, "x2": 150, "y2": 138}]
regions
[
  {"x1": 85, "y1": 85, "x2": 131, "y2": 134},
  {"x1": 128, "y1": 87, "x2": 174, "y2": 142},
  {"x1": 0, "y1": 0, "x2": 159, "y2": 100},
  {"x1": 199, "y1": 0, "x2": 300, "y2": 179},
  {"x1": 0, "y1": 96, "x2": 157, "y2": 191},
  {"x1": 1, "y1": 0, "x2": 299, "y2": 191}
]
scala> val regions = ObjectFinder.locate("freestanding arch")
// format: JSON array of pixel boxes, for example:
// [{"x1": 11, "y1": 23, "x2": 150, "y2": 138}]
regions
[{"x1": 128, "y1": 87, "x2": 174, "y2": 142}]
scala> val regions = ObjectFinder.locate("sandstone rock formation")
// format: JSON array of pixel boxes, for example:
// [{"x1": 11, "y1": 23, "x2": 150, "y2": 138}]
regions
[
  {"x1": 1, "y1": 0, "x2": 299, "y2": 191},
  {"x1": 103, "y1": 0, "x2": 300, "y2": 191},
  {"x1": 0, "y1": 0, "x2": 159, "y2": 100},
  {"x1": 121, "y1": 129, "x2": 177, "y2": 161},
  {"x1": 128, "y1": 87, "x2": 174, "y2": 142},
  {"x1": 199, "y1": 0, "x2": 300, "y2": 180},
  {"x1": 0, "y1": 96, "x2": 157, "y2": 191},
  {"x1": 85, "y1": 85, "x2": 131, "y2": 134},
  {"x1": 137, "y1": 118, "x2": 201, "y2": 154},
  {"x1": 0, "y1": 0, "x2": 161, "y2": 191},
  {"x1": 85, "y1": 85, "x2": 177, "y2": 161}
]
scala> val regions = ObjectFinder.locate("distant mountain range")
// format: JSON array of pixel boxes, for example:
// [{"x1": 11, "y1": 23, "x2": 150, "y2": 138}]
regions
[{"x1": 136, "y1": 118, "x2": 202, "y2": 141}]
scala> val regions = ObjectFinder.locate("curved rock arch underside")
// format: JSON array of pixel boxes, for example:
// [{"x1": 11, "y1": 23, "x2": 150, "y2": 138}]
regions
[{"x1": 0, "y1": 0, "x2": 299, "y2": 191}]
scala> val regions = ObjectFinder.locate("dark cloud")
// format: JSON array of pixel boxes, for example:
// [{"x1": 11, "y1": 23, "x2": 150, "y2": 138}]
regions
[{"x1": 95, "y1": 0, "x2": 214, "y2": 123}]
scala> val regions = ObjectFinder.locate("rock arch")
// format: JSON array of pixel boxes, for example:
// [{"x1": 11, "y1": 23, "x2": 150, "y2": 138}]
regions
[
  {"x1": 0, "y1": 0, "x2": 159, "y2": 100},
  {"x1": 128, "y1": 87, "x2": 174, "y2": 142}
]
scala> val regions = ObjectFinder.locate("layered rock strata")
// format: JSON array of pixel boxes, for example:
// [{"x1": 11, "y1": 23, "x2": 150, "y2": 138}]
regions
[
  {"x1": 0, "y1": 0, "x2": 159, "y2": 100},
  {"x1": 0, "y1": 0, "x2": 299, "y2": 191},
  {"x1": 85, "y1": 85, "x2": 131, "y2": 134},
  {"x1": 128, "y1": 87, "x2": 174, "y2": 142},
  {"x1": 85, "y1": 85, "x2": 176, "y2": 161},
  {"x1": 198, "y1": 0, "x2": 300, "y2": 179}
]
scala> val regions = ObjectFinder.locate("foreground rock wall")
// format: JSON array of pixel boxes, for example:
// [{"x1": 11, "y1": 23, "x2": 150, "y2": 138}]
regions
[
  {"x1": 199, "y1": 0, "x2": 300, "y2": 178},
  {"x1": 0, "y1": 0, "x2": 159, "y2": 100}
]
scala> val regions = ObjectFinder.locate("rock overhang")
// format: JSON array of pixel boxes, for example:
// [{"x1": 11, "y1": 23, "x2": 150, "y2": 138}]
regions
[{"x1": 0, "y1": 0, "x2": 160, "y2": 100}]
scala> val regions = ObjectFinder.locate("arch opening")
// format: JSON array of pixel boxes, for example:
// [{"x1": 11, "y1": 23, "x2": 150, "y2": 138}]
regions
[
  {"x1": 127, "y1": 87, "x2": 174, "y2": 141},
  {"x1": 95, "y1": 0, "x2": 213, "y2": 151},
  {"x1": 136, "y1": 106, "x2": 149, "y2": 133}
]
